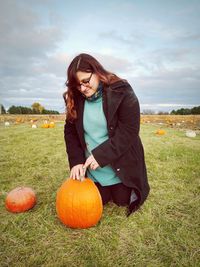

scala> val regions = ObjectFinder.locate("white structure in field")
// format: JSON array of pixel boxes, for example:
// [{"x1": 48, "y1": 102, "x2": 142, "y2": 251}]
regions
[{"x1": 186, "y1": 130, "x2": 196, "y2": 138}]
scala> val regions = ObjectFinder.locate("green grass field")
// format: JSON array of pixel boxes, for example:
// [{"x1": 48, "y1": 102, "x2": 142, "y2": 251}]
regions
[{"x1": 0, "y1": 122, "x2": 200, "y2": 267}]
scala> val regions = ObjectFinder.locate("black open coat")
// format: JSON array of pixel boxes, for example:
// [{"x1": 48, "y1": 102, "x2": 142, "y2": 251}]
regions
[{"x1": 64, "y1": 80, "x2": 150, "y2": 215}]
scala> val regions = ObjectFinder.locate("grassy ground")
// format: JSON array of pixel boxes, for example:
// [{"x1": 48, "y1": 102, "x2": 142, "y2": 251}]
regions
[{"x1": 0, "y1": 122, "x2": 200, "y2": 267}]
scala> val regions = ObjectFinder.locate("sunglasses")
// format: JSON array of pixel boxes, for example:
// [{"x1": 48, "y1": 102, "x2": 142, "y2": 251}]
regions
[{"x1": 77, "y1": 72, "x2": 93, "y2": 89}]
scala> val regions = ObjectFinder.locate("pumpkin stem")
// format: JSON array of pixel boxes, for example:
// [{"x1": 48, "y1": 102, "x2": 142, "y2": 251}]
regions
[
  {"x1": 79, "y1": 166, "x2": 87, "y2": 182},
  {"x1": 80, "y1": 175, "x2": 85, "y2": 182}
]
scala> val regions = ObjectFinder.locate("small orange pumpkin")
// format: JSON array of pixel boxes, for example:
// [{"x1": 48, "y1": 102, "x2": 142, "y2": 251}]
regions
[
  {"x1": 41, "y1": 123, "x2": 49, "y2": 128},
  {"x1": 5, "y1": 187, "x2": 36, "y2": 213},
  {"x1": 56, "y1": 178, "x2": 103, "y2": 229},
  {"x1": 49, "y1": 122, "x2": 55, "y2": 128},
  {"x1": 155, "y1": 129, "x2": 166, "y2": 135}
]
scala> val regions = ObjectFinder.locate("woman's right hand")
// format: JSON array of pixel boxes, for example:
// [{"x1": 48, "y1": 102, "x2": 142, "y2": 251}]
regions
[{"x1": 70, "y1": 164, "x2": 86, "y2": 181}]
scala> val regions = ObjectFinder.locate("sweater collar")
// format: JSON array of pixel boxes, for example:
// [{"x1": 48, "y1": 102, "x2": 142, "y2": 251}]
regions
[{"x1": 84, "y1": 82, "x2": 103, "y2": 102}]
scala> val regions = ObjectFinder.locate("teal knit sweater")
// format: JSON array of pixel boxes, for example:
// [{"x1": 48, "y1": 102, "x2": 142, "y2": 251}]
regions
[{"x1": 83, "y1": 96, "x2": 121, "y2": 186}]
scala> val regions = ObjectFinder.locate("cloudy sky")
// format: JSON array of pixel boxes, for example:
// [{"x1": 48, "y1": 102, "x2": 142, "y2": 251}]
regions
[{"x1": 0, "y1": 0, "x2": 199, "y2": 113}]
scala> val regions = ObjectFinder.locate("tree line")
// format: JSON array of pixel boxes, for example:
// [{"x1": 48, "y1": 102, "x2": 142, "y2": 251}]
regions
[
  {"x1": 0, "y1": 103, "x2": 59, "y2": 114},
  {"x1": 170, "y1": 106, "x2": 200, "y2": 115},
  {"x1": 1, "y1": 103, "x2": 199, "y2": 115},
  {"x1": 141, "y1": 106, "x2": 200, "y2": 115}
]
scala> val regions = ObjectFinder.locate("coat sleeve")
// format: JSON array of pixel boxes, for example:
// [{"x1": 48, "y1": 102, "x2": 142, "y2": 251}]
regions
[
  {"x1": 64, "y1": 119, "x2": 85, "y2": 169},
  {"x1": 92, "y1": 88, "x2": 140, "y2": 167}
]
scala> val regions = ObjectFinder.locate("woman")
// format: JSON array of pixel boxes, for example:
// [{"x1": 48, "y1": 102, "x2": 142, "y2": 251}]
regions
[{"x1": 63, "y1": 53, "x2": 150, "y2": 215}]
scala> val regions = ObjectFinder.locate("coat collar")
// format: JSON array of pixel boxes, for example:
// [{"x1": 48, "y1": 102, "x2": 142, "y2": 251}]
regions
[{"x1": 103, "y1": 81, "x2": 126, "y2": 125}]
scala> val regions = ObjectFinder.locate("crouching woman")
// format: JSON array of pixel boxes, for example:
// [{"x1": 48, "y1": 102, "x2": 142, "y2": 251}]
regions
[{"x1": 63, "y1": 53, "x2": 150, "y2": 215}]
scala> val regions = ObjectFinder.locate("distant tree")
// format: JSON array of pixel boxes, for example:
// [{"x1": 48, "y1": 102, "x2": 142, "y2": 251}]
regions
[
  {"x1": 170, "y1": 110, "x2": 176, "y2": 115},
  {"x1": 31, "y1": 102, "x2": 44, "y2": 114},
  {"x1": 7, "y1": 105, "x2": 33, "y2": 114},
  {"x1": 0, "y1": 104, "x2": 6, "y2": 114},
  {"x1": 179, "y1": 108, "x2": 191, "y2": 115},
  {"x1": 42, "y1": 109, "x2": 59, "y2": 114},
  {"x1": 170, "y1": 106, "x2": 200, "y2": 115},
  {"x1": 8, "y1": 105, "x2": 19, "y2": 114},
  {"x1": 7, "y1": 103, "x2": 59, "y2": 114},
  {"x1": 191, "y1": 106, "x2": 200, "y2": 114},
  {"x1": 20, "y1": 106, "x2": 33, "y2": 114}
]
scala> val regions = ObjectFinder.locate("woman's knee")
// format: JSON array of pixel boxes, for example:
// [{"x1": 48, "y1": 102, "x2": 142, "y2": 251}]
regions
[{"x1": 111, "y1": 183, "x2": 132, "y2": 206}]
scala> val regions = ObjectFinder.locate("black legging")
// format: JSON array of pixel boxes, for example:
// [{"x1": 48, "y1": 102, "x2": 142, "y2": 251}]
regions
[{"x1": 95, "y1": 182, "x2": 132, "y2": 206}]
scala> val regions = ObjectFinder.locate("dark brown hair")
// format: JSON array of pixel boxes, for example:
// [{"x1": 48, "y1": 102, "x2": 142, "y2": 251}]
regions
[{"x1": 63, "y1": 53, "x2": 124, "y2": 122}]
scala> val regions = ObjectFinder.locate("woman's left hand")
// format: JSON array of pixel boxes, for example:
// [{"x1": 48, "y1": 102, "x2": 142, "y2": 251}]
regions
[{"x1": 83, "y1": 155, "x2": 100, "y2": 170}]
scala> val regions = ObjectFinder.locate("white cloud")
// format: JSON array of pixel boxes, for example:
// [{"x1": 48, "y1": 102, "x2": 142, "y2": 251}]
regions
[{"x1": 0, "y1": 0, "x2": 199, "y2": 113}]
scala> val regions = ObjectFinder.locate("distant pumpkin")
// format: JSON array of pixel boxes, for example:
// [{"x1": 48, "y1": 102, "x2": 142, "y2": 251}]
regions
[
  {"x1": 15, "y1": 118, "x2": 22, "y2": 124},
  {"x1": 5, "y1": 187, "x2": 36, "y2": 213},
  {"x1": 155, "y1": 129, "x2": 166, "y2": 135},
  {"x1": 49, "y1": 122, "x2": 55, "y2": 128},
  {"x1": 41, "y1": 123, "x2": 49, "y2": 128},
  {"x1": 56, "y1": 178, "x2": 103, "y2": 229}
]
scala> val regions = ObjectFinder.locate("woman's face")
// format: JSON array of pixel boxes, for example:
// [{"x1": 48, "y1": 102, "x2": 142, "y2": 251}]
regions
[{"x1": 76, "y1": 71, "x2": 100, "y2": 97}]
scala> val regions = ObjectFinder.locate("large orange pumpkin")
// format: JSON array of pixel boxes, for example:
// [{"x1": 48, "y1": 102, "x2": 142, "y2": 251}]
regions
[
  {"x1": 56, "y1": 178, "x2": 103, "y2": 229},
  {"x1": 5, "y1": 187, "x2": 36, "y2": 213}
]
